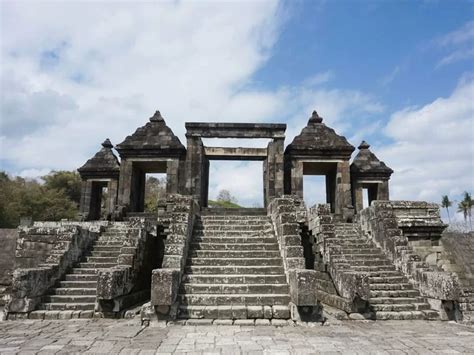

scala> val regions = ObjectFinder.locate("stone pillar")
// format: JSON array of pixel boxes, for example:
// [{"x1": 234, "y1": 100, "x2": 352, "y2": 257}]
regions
[
  {"x1": 201, "y1": 157, "x2": 209, "y2": 207},
  {"x1": 166, "y1": 159, "x2": 179, "y2": 194},
  {"x1": 185, "y1": 136, "x2": 204, "y2": 204},
  {"x1": 263, "y1": 159, "x2": 268, "y2": 208},
  {"x1": 177, "y1": 158, "x2": 186, "y2": 195},
  {"x1": 79, "y1": 180, "x2": 93, "y2": 220},
  {"x1": 291, "y1": 159, "x2": 303, "y2": 199},
  {"x1": 334, "y1": 160, "x2": 352, "y2": 220},
  {"x1": 353, "y1": 182, "x2": 364, "y2": 213},
  {"x1": 377, "y1": 180, "x2": 390, "y2": 200},
  {"x1": 266, "y1": 141, "x2": 276, "y2": 200},
  {"x1": 118, "y1": 159, "x2": 133, "y2": 209},
  {"x1": 106, "y1": 179, "x2": 118, "y2": 218},
  {"x1": 274, "y1": 138, "x2": 285, "y2": 198}
]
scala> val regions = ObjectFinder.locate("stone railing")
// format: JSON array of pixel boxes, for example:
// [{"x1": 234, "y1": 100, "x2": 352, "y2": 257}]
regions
[
  {"x1": 268, "y1": 196, "x2": 321, "y2": 320},
  {"x1": 145, "y1": 194, "x2": 198, "y2": 320},
  {"x1": 5, "y1": 223, "x2": 102, "y2": 317},
  {"x1": 359, "y1": 201, "x2": 462, "y2": 303},
  {"x1": 308, "y1": 204, "x2": 370, "y2": 310},
  {"x1": 96, "y1": 220, "x2": 155, "y2": 314}
]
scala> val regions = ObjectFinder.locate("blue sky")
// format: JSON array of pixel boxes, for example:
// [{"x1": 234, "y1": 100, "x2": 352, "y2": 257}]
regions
[{"x1": 1, "y1": 0, "x2": 473, "y2": 220}]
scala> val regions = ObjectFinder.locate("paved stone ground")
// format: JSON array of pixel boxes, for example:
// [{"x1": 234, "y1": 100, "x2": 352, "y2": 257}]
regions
[{"x1": 0, "y1": 319, "x2": 473, "y2": 354}]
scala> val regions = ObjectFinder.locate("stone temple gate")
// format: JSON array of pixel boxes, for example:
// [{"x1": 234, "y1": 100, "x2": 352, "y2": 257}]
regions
[
  {"x1": 3, "y1": 109, "x2": 472, "y2": 324},
  {"x1": 77, "y1": 110, "x2": 393, "y2": 218}
]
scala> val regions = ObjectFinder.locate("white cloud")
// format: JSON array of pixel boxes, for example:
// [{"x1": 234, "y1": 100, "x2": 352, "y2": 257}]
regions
[
  {"x1": 437, "y1": 21, "x2": 474, "y2": 47},
  {"x1": 378, "y1": 77, "x2": 474, "y2": 205},
  {"x1": 436, "y1": 48, "x2": 474, "y2": 68},
  {"x1": 302, "y1": 70, "x2": 334, "y2": 87},
  {"x1": 0, "y1": 0, "x2": 283, "y2": 172},
  {"x1": 380, "y1": 66, "x2": 400, "y2": 86}
]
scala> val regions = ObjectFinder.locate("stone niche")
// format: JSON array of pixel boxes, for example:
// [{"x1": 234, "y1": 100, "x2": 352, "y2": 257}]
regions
[
  {"x1": 114, "y1": 111, "x2": 187, "y2": 214},
  {"x1": 350, "y1": 141, "x2": 393, "y2": 214},
  {"x1": 78, "y1": 139, "x2": 120, "y2": 221},
  {"x1": 284, "y1": 111, "x2": 355, "y2": 221}
]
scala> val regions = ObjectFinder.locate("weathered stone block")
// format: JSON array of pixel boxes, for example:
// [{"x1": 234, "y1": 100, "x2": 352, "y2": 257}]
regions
[
  {"x1": 288, "y1": 270, "x2": 318, "y2": 306},
  {"x1": 151, "y1": 268, "x2": 180, "y2": 306}
]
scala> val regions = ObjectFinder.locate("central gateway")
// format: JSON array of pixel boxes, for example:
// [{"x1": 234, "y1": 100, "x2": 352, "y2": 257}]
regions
[{"x1": 184, "y1": 122, "x2": 286, "y2": 208}]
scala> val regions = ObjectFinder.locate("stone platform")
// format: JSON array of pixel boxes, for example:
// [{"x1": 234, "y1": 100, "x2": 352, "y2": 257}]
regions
[{"x1": 0, "y1": 319, "x2": 473, "y2": 354}]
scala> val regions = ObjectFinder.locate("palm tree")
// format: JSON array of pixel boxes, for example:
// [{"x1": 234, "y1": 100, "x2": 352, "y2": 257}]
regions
[
  {"x1": 457, "y1": 192, "x2": 472, "y2": 230},
  {"x1": 462, "y1": 192, "x2": 472, "y2": 230},
  {"x1": 441, "y1": 195, "x2": 452, "y2": 224}
]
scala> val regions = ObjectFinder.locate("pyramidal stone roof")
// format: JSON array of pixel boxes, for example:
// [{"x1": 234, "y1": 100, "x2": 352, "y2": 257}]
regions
[
  {"x1": 115, "y1": 111, "x2": 186, "y2": 158},
  {"x1": 351, "y1": 141, "x2": 393, "y2": 178},
  {"x1": 78, "y1": 139, "x2": 120, "y2": 178},
  {"x1": 285, "y1": 111, "x2": 355, "y2": 159}
]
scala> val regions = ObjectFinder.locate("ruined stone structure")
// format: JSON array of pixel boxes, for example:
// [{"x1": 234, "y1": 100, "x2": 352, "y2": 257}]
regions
[{"x1": 2, "y1": 110, "x2": 473, "y2": 324}]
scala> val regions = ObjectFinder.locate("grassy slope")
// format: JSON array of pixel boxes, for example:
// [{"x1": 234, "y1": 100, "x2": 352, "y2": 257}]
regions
[{"x1": 208, "y1": 200, "x2": 242, "y2": 208}]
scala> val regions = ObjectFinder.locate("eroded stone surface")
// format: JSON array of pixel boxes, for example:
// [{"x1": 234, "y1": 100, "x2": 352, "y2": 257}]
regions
[{"x1": 0, "y1": 319, "x2": 473, "y2": 354}]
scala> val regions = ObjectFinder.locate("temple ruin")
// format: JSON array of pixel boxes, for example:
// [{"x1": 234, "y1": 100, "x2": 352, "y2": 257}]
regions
[{"x1": 2, "y1": 110, "x2": 473, "y2": 324}]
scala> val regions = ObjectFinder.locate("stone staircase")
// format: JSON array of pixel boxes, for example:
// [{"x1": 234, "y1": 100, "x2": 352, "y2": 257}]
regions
[
  {"x1": 178, "y1": 211, "x2": 291, "y2": 319},
  {"x1": 35, "y1": 224, "x2": 128, "y2": 317},
  {"x1": 331, "y1": 223, "x2": 439, "y2": 320}
]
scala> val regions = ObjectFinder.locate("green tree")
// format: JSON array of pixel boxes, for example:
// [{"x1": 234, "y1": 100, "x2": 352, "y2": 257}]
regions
[
  {"x1": 42, "y1": 171, "x2": 82, "y2": 205},
  {"x1": 144, "y1": 176, "x2": 166, "y2": 212},
  {"x1": 441, "y1": 195, "x2": 452, "y2": 224},
  {"x1": 457, "y1": 191, "x2": 473, "y2": 230},
  {"x1": 0, "y1": 171, "x2": 79, "y2": 228},
  {"x1": 217, "y1": 189, "x2": 237, "y2": 204}
]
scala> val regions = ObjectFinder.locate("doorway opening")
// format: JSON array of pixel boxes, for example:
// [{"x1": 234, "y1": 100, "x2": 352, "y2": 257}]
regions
[
  {"x1": 302, "y1": 162, "x2": 337, "y2": 212},
  {"x1": 144, "y1": 173, "x2": 167, "y2": 212},
  {"x1": 208, "y1": 160, "x2": 264, "y2": 208}
]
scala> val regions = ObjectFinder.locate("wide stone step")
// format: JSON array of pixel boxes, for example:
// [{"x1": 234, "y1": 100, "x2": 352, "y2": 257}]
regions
[
  {"x1": 178, "y1": 305, "x2": 290, "y2": 319},
  {"x1": 43, "y1": 295, "x2": 96, "y2": 303},
  {"x1": 65, "y1": 273, "x2": 98, "y2": 281},
  {"x1": 369, "y1": 276, "x2": 407, "y2": 283},
  {"x1": 192, "y1": 236, "x2": 276, "y2": 244},
  {"x1": 187, "y1": 258, "x2": 283, "y2": 267},
  {"x1": 86, "y1": 256, "x2": 118, "y2": 263},
  {"x1": 199, "y1": 220, "x2": 270, "y2": 225},
  {"x1": 371, "y1": 303, "x2": 431, "y2": 312},
  {"x1": 339, "y1": 246, "x2": 380, "y2": 252},
  {"x1": 369, "y1": 297, "x2": 425, "y2": 304},
  {"x1": 332, "y1": 259, "x2": 391, "y2": 267},
  {"x1": 78, "y1": 262, "x2": 117, "y2": 268},
  {"x1": 194, "y1": 225, "x2": 270, "y2": 231},
  {"x1": 190, "y1": 242, "x2": 279, "y2": 251},
  {"x1": 189, "y1": 250, "x2": 281, "y2": 258},
  {"x1": 88, "y1": 251, "x2": 121, "y2": 257},
  {"x1": 58, "y1": 280, "x2": 97, "y2": 288},
  {"x1": 92, "y1": 245, "x2": 122, "y2": 252},
  {"x1": 37, "y1": 303, "x2": 95, "y2": 311},
  {"x1": 49, "y1": 288, "x2": 97, "y2": 296},
  {"x1": 374, "y1": 311, "x2": 434, "y2": 320},
  {"x1": 369, "y1": 282, "x2": 413, "y2": 291},
  {"x1": 182, "y1": 274, "x2": 288, "y2": 285},
  {"x1": 370, "y1": 290, "x2": 420, "y2": 298},
  {"x1": 185, "y1": 265, "x2": 285, "y2": 275},
  {"x1": 365, "y1": 271, "x2": 404, "y2": 277},
  {"x1": 178, "y1": 293, "x2": 290, "y2": 306},
  {"x1": 71, "y1": 268, "x2": 99, "y2": 275},
  {"x1": 348, "y1": 265, "x2": 396, "y2": 272},
  {"x1": 180, "y1": 283, "x2": 289, "y2": 294},
  {"x1": 94, "y1": 241, "x2": 126, "y2": 246}
]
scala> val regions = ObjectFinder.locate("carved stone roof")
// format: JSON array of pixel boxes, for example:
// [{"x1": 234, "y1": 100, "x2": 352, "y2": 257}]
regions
[
  {"x1": 285, "y1": 111, "x2": 355, "y2": 159},
  {"x1": 115, "y1": 111, "x2": 186, "y2": 158},
  {"x1": 78, "y1": 139, "x2": 120, "y2": 179},
  {"x1": 351, "y1": 141, "x2": 393, "y2": 179}
]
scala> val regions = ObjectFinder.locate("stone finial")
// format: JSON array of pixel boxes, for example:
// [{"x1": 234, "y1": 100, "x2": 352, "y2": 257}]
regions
[
  {"x1": 358, "y1": 141, "x2": 370, "y2": 150},
  {"x1": 150, "y1": 110, "x2": 164, "y2": 122},
  {"x1": 308, "y1": 110, "x2": 323, "y2": 124},
  {"x1": 102, "y1": 138, "x2": 113, "y2": 148}
]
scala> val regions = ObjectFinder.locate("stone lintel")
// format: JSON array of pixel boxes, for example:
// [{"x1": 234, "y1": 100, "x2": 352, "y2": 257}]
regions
[
  {"x1": 204, "y1": 146, "x2": 267, "y2": 160},
  {"x1": 185, "y1": 122, "x2": 286, "y2": 138}
]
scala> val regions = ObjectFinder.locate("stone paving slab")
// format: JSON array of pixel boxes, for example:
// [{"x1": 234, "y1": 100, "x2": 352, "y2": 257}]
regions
[{"x1": 0, "y1": 319, "x2": 473, "y2": 354}]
